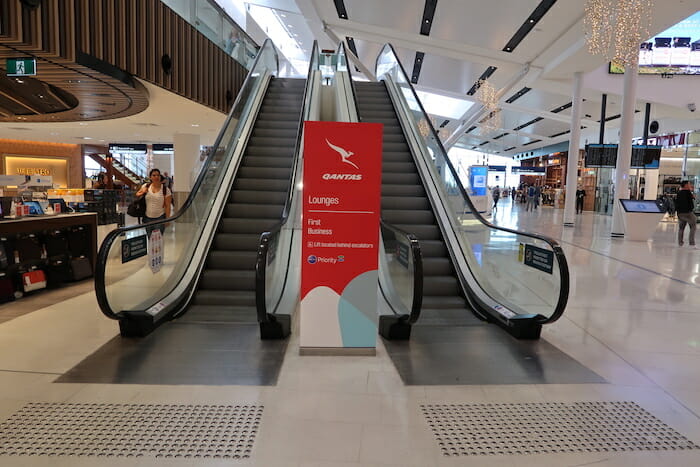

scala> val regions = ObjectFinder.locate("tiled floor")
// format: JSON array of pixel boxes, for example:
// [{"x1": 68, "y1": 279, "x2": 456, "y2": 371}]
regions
[{"x1": 1, "y1": 201, "x2": 700, "y2": 466}]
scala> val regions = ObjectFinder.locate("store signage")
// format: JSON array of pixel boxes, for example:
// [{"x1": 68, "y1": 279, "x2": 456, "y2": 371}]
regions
[
  {"x1": 469, "y1": 166, "x2": 488, "y2": 196},
  {"x1": 0, "y1": 175, "x2": 53, "y2": 186},
  {"x1": 300, "y1": 121, "x2": 382, "y2": 349},
  {"x1": 6, "y1": 58, "x2": 36, "y2": 76},
  {"x1": 487, "y1": 165, "x2": 507, "y2": 172},
  {"x1": 16, "y1": 168, "x2": 51, "y2": 176},
  {"x1": 520, "y1": 243, "x2": 554, "y2": 274},
  {"x1": 512, "y1": 166, "x2": 546, "y2": 175},
  {"x1": 152, "y1": 143, "x2": 174, "y2": 153},
  {"x1": 121, "y1": 235, "x2": 147, "y2": 263},
  {"x1": 109, "y1": 143, "x2": 147, "y2": 154},
  {"x1": 148, "y1": 229, "x2": 164, "y2": 273},
  {"x1": 584, "y1": 144, "x2": 618, "y2": 168}
]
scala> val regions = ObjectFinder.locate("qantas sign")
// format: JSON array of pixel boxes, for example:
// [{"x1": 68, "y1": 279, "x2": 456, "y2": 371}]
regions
[{"x1": 323, "y1": 139, "x2": 362, "y2": 180}]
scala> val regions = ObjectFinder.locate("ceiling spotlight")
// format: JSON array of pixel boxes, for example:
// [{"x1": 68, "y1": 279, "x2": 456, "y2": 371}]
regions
[{"x1": 191, "y1": 124, "x2": 200, "y2": 127}]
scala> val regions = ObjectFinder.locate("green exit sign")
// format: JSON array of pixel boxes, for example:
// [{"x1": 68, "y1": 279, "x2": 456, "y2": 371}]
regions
[{"x1": 6, "y1": 58, "x2": 36, "y2": 76}]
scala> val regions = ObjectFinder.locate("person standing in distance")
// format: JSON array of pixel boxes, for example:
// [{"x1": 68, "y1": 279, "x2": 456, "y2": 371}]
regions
[
  {"x1": 136, "y1": 168, "x2": 172, "y2": 234},
  {"x1": 575, "y1": 186, "x2": 586, "y2": 214},
  {"x1": 676, "y1": 180, "x2": 696, "y2": 247},
  {"x1": 492, "y1": 185, "x2": 500, "y2": 211}
]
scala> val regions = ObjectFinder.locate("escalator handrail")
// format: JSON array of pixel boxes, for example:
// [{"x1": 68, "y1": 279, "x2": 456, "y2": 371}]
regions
[
  {"x1": 337, "y1": 42, "x2": 361, "y2": 121},
  {"x1": 255, "y1": 40, "x2": 319, "y2": 324},
  {"x1": 379, "y1": 220, "x2": 423, "y2": 324},
  {"x1": 95, "y1": 39, "x2": 279, "y2": 321},
  {"x1": 375, "y1": 43, "x2": 569, "y2": 325}
]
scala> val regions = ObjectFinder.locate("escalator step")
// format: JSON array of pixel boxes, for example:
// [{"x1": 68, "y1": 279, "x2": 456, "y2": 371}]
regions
[
  {"x1": 199, "y1": 269, "x2": 255, "y2": 291},
  {"x1": 423, "y1": 275, "x2": 461, "y2": 296},
  {"x1": 191, "y1": 289, "x2": 256, "y2": 306},
  {"x1": 383, "y1": 209, "x2": 435, "y2": 225},
  {"x1": 234, "y1": 178, "x2": 289, "y2": 191},
  {"x1": 180, "y1": 305, "x2": 257, "y2": 324},
  {"x1": 241, "y1": 156, "x2": 294, "y2": 168},
  {"x1": 382, "y1": 196, "x2": 431, "y2": 210},
  {"x1": 254, "y1": 120, "x2": 298, "y2": 130},
  {"x1": 237, "y1": 166, "x2": 290, "y2": 179},
  {"x1": 229, "y1": 190, "x2": 287, "y2": 205},
  {"x1": 414, "y1": 240, "x2": 448, "y2": 257},
  {"x1": 383, "y1": 161, "x2": 417, "y2": 173},
  {"x1": 383, "y1": 172, "x2": 422, "y2": 185},
  {"x1": 252, "y1": 128, "x2": 298, "y2": 139},
  {"x1": 245, "y1": 146, "x2": 295, "y2": 158},
  {"x1": 219, "y1": 218, "x2": 279, "y2": 234},
  {"x1": 224, "y1": 203, "x2": 283, "y2": 219},
  {"x1": 421, "y1": 295, "x2": 467, "y2": 308},
  {"x1": 212, "y1": 233, "x2": 261, "y2": 251},
  {"x1": 207, "y1": 250, "x2": 258, "y2": 270},
  {"x1": 246, "y1": 137, "x2": 298, "y2": 149},
  {"x1": 381, "y1": 184, "x2": 427, "y2": 197},
  {"x1": 394, "y1": 224, "x2": 441, "y2": 240},
  {"x1": 422, "y1": 257, "x2": 454, "y2": 276}
]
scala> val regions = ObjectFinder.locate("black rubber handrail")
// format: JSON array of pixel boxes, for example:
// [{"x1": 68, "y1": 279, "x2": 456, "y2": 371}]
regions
[
  {"x1": 255, "y1": 40, "x2": 320, "y2": 324},
  {"x1": 374, "y1": 43, "x2": 569, "y2": 325},
  {"x1": 95, "y1": 39, "x2": 279, "y2": 321},
  {"x1": 379, "y1": 220, "x2": 423, "y2": 324}
]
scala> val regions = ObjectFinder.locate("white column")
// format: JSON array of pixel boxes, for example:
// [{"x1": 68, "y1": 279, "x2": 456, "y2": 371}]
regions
[
  {"x1": 563, "y1": 71, "x2": 584, "y2": 226},
  {"x1": 173, "y1": 133, "x2": 200, "y2": 206},
  {"x1": 611, "y1": 60, "x2": 639, "y2": 237}
]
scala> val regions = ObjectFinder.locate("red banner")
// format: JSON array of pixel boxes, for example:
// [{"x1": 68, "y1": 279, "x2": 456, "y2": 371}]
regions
[{"x1": 300, "y1": 121, "x2": 383, "y2": 348}]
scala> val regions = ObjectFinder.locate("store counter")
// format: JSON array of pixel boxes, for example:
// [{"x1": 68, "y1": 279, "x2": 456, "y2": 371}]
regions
[{"x1": 0, "y1": 212, "x2": 98, "y2": 269}]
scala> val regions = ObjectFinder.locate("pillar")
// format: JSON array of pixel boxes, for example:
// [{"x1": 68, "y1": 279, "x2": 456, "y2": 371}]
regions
[
  {"x1": 563, "y1": 72, "x2": 583, "y2": 226},
  {"x1": 173, "y1": 133, "x2": 201, "y2": 208},
  {"x1": 611, "y1": 60, "x2": 639, "y2": 237}
]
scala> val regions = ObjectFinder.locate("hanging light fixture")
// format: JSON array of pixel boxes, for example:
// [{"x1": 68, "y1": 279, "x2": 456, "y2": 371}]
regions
[
  {"x1": 476, "y1": 80, "x2": 501, "y2": 135},
  {"x1": 584, "y1": 0, "x2": 653, "y2": 67}
]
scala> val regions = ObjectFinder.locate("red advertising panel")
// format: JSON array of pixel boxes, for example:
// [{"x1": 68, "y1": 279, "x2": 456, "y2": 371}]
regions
[{"x1": 300, "y1": 121, "x2": 382, "y2": 349}]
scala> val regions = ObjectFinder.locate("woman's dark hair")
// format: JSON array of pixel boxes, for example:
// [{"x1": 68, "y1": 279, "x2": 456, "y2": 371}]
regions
[{"x1": 149, "y1": 168, "x2": 161, "y2": 177}]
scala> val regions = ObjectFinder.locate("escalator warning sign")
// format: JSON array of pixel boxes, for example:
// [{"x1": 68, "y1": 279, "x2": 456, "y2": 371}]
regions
[{"x1": 522, "y1": 243, "x2": 554, "y2": 274}]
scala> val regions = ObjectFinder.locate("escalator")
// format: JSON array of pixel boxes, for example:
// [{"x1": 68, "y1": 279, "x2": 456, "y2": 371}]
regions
[
  {"x1": 356, "y1": 82, "x2": 475, "y2": 327},
  {"x1": 350, "y1": 45, "x2": 569, "y2": 340},
  {"x1": 94, "y1": 40, "x2": 316, "y2": 340},
  {"x1": 181, "y1": 78, "x2": 304, "y2": 325}
]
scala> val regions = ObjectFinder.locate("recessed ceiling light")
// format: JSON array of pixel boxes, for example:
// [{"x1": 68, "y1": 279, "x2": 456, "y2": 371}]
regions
[
  {"x1": 191, "y1": 124, "x2": 200, "y2": 127},
  {"x1": 287, "y1": 24, "x2": 293, "y2": 28},
  {"x1": 79, "y1": 122, "x2": 88, "y2": 126},
  {"x1": 81, "y1": 136, "x2": 93, "y2": 140}
]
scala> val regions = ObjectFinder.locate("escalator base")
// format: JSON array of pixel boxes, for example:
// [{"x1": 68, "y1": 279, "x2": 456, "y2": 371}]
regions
[
  {"x1": 259, "y1": 314, "x2": 291, "y2": 340},
  {"x1": 378, "y1": 315, "x2": 412, "y2": 340}
]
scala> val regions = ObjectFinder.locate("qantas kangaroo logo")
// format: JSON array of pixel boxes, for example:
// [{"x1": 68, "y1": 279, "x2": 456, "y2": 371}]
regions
[{"x1": 326, "y1": 139, "x2": 359, "y2": 169}]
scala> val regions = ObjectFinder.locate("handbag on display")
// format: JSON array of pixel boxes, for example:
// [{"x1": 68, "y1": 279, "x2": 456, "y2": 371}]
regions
[
  {"x1": 46, "y1": 256, "x2": 71, "y2": 288},
  {"x1": 0, "y1": 272, "x2": 15, "y2": 303},
  {"x1": 15, "y1": 233, "x2": 43, "y2": 263},
  {"x1": 67, "y1": 225, "x2": 90, "y2": 258},
  {"x1": 69, "y1": 256, "x2": 92, "y2": 281},
  {"x1": 22, "y1": 268, "x2": 47, "y2": 293}
]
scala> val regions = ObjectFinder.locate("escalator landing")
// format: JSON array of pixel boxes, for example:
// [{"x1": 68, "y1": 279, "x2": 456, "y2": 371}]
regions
[
  {"x1": 384, "y1": 325, "x2": 604, "y2": 385},
  {"x1": 56, "y1": 323, "x2": 287, "y2": 385}
]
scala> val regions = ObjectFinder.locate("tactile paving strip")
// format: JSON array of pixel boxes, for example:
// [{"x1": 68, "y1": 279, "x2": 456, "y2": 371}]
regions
[
  {"x1": 0, "y1": 403, "x2": 263, "y2": 459},
  {"x1": 421, "y1": 401, "x2": 699, "y2": 457}
]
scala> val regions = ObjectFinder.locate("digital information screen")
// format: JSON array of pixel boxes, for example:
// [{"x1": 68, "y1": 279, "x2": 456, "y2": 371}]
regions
[
  {"x1": 630, "y1": 145, "x2": 662, "y2": 169},
  {"x1": 620, "y1": 199, "x2": 664, "y2": 213},
  {"x1": 585, "y1": 144, "x2": 618, "y2": 168}
]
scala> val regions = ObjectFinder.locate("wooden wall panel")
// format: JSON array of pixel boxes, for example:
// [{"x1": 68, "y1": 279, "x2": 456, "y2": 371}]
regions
[{"x1": 0, "y1": 0, "x2": 248, "y2": 121}]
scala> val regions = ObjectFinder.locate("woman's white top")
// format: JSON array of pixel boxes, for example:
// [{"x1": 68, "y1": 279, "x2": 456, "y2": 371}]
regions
[{"x1": 143, "y1": 183, "x2": 170, "y2": 218}]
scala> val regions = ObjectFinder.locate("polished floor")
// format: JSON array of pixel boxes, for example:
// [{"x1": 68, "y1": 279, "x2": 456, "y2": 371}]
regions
[{"x1": 1, "y1": 200, "x2": 700, "y2": 466}]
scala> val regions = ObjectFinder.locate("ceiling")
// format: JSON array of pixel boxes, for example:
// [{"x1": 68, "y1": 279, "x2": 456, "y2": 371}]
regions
[
  {"x1": 292, "y1": 0, "x2": 700, "y2": 156},
  {"x1": 1, "y1": 0, "x2": 699, "y2": 158}
]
